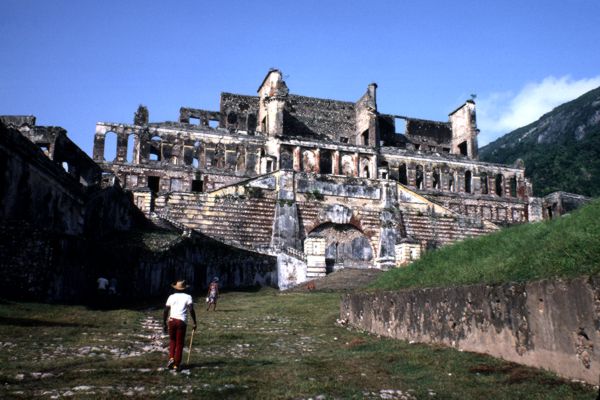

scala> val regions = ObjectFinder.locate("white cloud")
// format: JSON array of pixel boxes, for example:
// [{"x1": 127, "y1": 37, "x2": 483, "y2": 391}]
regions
[{"x1": 477, "y1": 75, "x2": 600, "y2": 146}]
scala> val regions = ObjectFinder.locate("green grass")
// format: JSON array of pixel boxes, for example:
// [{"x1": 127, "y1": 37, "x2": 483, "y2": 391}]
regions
[
  {"x1": 370, "y1": 198, "x2": 600, "y2": 291},
  {"x1": 0, "y1": 290, "x2": 595, "y2": 399}
]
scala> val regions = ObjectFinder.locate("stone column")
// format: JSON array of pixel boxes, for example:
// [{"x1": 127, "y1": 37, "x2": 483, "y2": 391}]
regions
[
  {"x1": 293, "y1": 146, "x2": 301, "y2": 171},
  {"x1": 353, "y1": 152, "x2": 359, "y2": 177},
  {"x1": 333, "y1": 151, "x2": 340, "y2": 175},
  {"x1": 314, "y1": 148, "x2": 320, "y2": 174}
]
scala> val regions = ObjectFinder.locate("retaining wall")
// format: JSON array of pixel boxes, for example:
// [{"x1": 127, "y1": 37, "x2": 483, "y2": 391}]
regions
[{"x1": 341, "y1": 276, "x2": 600, "y2": 385}]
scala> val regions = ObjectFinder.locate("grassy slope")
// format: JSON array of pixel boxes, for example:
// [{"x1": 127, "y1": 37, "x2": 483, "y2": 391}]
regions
[{"x1": 370, "y1": 198, "x2": 600, "y2": 291}]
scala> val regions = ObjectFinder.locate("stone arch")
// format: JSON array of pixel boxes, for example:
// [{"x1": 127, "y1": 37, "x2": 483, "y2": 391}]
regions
[
  {"x1": 495, "y1": 174, "x2": 504, "y2": 196},
  {"x1": 104, "y1": 131, "x2": 118, "y2": 162},
  {"x1": 465, "y1": 170, "x2": 472, "y2": 193},
  {"x1": 307, "y1": 222, "x2": 373, "y2": 270},
  {"x1": 415, "y1": 165, "x2": 424, "y2": 189},
  {"x1": 432, "y1": 168, "x2": 440, "y2": 189},
  {"x1": 149, "y1": 135, "x2": 162, "y2": 161},
  {"x1": 235, "y1": 145, "x2": 246, "y2": 172},
  {"x1": 280, "y1": 147, "x2": 293, "y2": 170},
  {"x1": 302, "y1": 149, "x2": 317, "y2": 172},
  {"x1": 126, "y1": 133, "x2": 137, "y2": 163},
  {"x1": 341, "y1": 154, "x2": 354, "y2": 176},
  {"x1": 360, "y1": 157, "x2": 371, "y2": 178},
  {"x1": 398, "y1": 163, "x2": 408, "y2": 185}
]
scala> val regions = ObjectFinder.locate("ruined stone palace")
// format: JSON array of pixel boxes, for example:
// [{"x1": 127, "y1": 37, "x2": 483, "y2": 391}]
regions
[{"x1": 84, "y1": 69, "x2": 549, "y2": 288}]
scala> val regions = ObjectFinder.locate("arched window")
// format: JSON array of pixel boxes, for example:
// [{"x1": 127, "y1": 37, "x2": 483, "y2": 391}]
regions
[
  {"x1": 415, "y1": 165, "x2": 424, "y2": 189},
  {"x1": 361, "y1": 130, "x2": 369, "y2": 146},
  {"x1": 126, "y1": 134, "x2": 136, "y2": 163},
  {"x1": 432, "y1": 168, "x2": 440, "y2": 189},
  {"x1": 495, "y1": 174, "x2": 504, "y2": 196},
  {"x1": 480, "y1": 173, "x2": 488, "y2": 194},
  {"x1": 192, "y1": 141, "x2": 200, "y2": 168},
  {"x1": 227, "y1": 112, "x2": 238, "y2": 129},
  {"x1": 320, "y1": 150, "x2": 332, "y2": 174},
  {"x1": 236, "y1": 145, "x2": 246, "y2": 172},
  {"x1": 104, "y1": 131, "x2": 118, "y2": 162},
  {"x1": 510, "y1": 176, "x2": 518, "y2": 197},
  {"x1": 465, "y1": 171, "x2": 472, "y2": 193},
  {"x1": 149, "y1": 135, "x2": 161, "y2": 161},
  {"x1": 398, "y1": 163, "x2": 407, "y2": 185}
]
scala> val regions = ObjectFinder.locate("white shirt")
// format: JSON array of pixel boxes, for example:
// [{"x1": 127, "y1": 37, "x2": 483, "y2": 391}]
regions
[
  {"x1": 97, "y1": 277, "x2": 109, "y2": 290},
  {"x1": 166, "y1": 292, "x2": 193, "y2": 322}
]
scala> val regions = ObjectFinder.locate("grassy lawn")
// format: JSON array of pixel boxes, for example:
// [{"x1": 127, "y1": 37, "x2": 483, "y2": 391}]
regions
[
  {"x1": 0, "y1": 289, "x2": 595, "y2": 399},
  {"x1": 370, "y1": 198, "x2": 600, "y2": 291}
]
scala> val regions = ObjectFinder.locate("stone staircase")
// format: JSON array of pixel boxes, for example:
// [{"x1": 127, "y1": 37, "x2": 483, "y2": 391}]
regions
[
  {"x1": 288, "y1": 268, "x2": 384, "y2": 292},
  {"x1": 156, "y1": 193, "x2": 277, "y2": 249},
  {"x1": 403, "y1": 208, "x2": 495, "y2": 245}
]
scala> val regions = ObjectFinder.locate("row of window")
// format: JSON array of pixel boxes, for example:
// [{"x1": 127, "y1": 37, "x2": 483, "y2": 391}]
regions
[{"x1": 393, "y1": 164, "x2": 519, "y2": 197}]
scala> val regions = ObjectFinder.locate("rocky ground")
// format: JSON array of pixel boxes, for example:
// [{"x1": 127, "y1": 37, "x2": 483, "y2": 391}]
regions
[{"x1": 0, "y1": 278, "x2": 595, "y2": 399}]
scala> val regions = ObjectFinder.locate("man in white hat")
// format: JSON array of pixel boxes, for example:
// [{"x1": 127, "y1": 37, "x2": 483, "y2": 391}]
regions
[{"x1": 163, "y1": 280, "x2": 197, "y2": 371}]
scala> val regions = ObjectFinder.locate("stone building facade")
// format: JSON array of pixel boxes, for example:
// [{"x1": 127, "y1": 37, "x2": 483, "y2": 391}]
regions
[{"x1": 90, "y1": 70, "x2": 543, "y2": 284}]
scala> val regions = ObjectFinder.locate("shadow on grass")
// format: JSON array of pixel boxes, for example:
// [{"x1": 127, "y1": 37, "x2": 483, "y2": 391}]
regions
[{"x1": 0, "y1": 316, "x2": 97, "y2": 328}]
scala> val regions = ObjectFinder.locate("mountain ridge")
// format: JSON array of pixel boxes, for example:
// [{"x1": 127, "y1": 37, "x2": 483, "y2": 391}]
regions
[{"x1": 479, "y1": 86, "x2": 600, "y2": 197}]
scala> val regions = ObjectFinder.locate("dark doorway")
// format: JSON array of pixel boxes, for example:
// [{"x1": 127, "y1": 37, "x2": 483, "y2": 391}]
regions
[{"x1": 148, "y1": 176, "x2": 160, "y2": 193}]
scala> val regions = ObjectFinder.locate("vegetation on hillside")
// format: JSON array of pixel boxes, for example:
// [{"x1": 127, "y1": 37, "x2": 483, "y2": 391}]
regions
[
  {"x1": 479, "y1": 86, "x2": 600, "y2": 197},
  {"x1": 370, "y1": 199, "x2": 600, "y2": 291}
]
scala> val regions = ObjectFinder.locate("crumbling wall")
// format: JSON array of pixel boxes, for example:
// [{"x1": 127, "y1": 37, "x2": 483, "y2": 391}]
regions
[
  {"x1": 284, "y1": 95, "x2": 356, "y2": 142},
  {"x1": 88, "y1": 229, "x2": 278, "y2": 300},
  {"x1": 341, "y1": 276, "x2": 600, "y2": 385}
]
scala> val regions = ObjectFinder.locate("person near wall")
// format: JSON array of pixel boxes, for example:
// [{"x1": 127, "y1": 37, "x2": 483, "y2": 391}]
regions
[
  {"x1": 163, "y1": 280, "x2": 197, "y2": 371},
  {"x1": 206, "y1": 277, "x2": 219, "y2": 311},
  {"x1": 96, "y1": 276, "x2": 109, "y2": 306}
]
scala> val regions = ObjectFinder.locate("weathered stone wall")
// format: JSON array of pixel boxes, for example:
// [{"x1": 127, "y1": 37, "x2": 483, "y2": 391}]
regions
[
  {"x1": 0, "y1": 122, "x2": 145, "y2": 301},
  {"x1": 341, "y1": 276, "x2": 600, "y2": 385},
  {"x1": 88, "y1": 230, "x2": 278, "y2": 300}
]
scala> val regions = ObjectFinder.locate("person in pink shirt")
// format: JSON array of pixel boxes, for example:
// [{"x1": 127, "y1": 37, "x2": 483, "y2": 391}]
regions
[{"x1": 163, "y1": 280, "x2": 197, "y2": 371}]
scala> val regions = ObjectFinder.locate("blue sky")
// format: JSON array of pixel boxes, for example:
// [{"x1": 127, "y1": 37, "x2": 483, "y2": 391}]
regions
[{"x1": 2, "y1": 0, "x2": 599, "y2": 154}]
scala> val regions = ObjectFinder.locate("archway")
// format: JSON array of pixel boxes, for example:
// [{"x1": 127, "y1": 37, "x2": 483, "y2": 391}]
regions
[{"x1": 307, "y1": 223, "x2": 373, "y2": 271}]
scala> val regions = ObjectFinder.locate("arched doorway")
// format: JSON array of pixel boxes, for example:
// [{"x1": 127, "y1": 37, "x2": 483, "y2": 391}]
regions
[{"x1": 307, "y1": 223, "x2": 373, "y2": 271}]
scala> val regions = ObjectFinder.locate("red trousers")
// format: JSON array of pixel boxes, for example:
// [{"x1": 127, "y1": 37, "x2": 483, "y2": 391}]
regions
[{"x1": 168, "y1": 318, "x2": 187, "y2": 367}]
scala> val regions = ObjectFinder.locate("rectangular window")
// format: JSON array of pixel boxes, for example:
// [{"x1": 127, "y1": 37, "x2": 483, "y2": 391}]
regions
[{"x1": 191, "y1": 179, "x2": 203, "y2": 192}]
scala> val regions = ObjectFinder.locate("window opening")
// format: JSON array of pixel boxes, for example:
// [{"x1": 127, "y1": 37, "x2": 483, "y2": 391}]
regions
[
  {"x1": 495, "y1": 174, "x2": 504, "y2": 196},
  {"x1": 398, "y1": 163, "x2": 408, "y2": 185},
  {"x1": 320, "y1": 150, "x2": 332, "y2": 174},
  {"x1": 208, "y1": 120, "x2": 219, "y2": 129},
  {"x1": 340, "y1": 136, "x2": 348, "y2": 143},
  {"x1": 432, "y1": 169, "x2": 440, "y2": 189},
  {"x1": 416, "y1": 165, "x2": 424, "y2": 189},
  {"x1": 394, "y1": 118, "x2": 407, "y2": 134},
  {"x1": 510, "y1": 176, "x2": 518, "y2": 197},
  {"x1": 104, "y1": 131, "x2": 117, "y2": 162},
  {"x1": 126, "y1": 134, "x2": 135, "y2": 163},
  {"x1": 465, "y1": 171, "x2": 472, "y2": 193},
  {"x1": 189, "y1": 117, "x2": 200, "y2": 126},
  {"x1": 361, "y1": 130, "x2": 369, "y2": 146},
  {"x1": 149, "y1": 135, "x2": 161, "y2": 161},
  {"x1": 480, "y1": 173, "x2": 488, "y2": 194},
  {"x1": 191, "y1": 179, "x2": 203, "y2": 193},
  {"x1": 458, "y1": 141, "x2": 468, "y2": 156},
  {"x1": 147, "y1": 176, "x2": 160, "y2": 193}
]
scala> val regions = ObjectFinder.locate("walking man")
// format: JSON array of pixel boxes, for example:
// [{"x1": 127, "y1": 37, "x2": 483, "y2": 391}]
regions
[
  {"x1": 206, "y1": 277, "x2": 219, "y2": 311},
  {"x1": 163, "y1": 280, "x2": 197, "y2": 371}
]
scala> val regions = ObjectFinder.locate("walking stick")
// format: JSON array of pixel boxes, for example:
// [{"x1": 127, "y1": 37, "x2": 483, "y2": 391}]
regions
[{"x1": 186, "y1": 328, "x2": 195, "y2": 365}]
